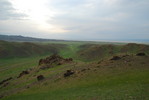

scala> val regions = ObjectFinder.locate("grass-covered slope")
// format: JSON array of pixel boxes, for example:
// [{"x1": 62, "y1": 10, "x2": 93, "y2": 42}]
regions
[
  {"x1": 0, "y1": 54, "x2": 149, "y2": 100},
  {"x1": 0, "y1": 41, "x2": 149, "y2": 100},
  {"x1": 77, "y1": 43, "x2": 149, "y2": 61},
  {"x1": 0, "y1": 40, "x2": 67, "y2": 58}
]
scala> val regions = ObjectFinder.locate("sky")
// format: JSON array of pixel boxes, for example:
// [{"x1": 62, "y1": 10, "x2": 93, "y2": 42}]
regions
[{"x1": 0, "y1": 0, "x2": 149, "y2": 40}]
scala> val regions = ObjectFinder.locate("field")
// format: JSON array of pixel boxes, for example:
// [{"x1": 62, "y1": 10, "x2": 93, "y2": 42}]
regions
[{"x1": 0, "y1": 40, "x2": 149, "y2": 100}]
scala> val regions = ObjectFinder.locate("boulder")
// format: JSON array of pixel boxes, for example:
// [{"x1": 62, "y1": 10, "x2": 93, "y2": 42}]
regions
[
  {"x1": 110, "y1": 56, "x2": 121, "y2": 60},
  {"x1": 136, "y1": 53, "x2": 146, "y2": 56},
  {"x1": 37, "y1": 75, "x2": 44, "y2": 81},
  {"x1": 64, "y1": 70, "x2": 75, "y2": 77}
]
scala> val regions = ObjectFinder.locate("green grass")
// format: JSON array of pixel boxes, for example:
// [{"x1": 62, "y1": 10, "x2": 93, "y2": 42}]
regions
[
  {"x1": 2, "y1": 67, "x2": 149, "y2": 100},
  {"x1": 0, "y1": 55, "x2": 49, "y2": 81},
  {"x1": 0, "y1": 41, "x2": 149, "y2": 100}
]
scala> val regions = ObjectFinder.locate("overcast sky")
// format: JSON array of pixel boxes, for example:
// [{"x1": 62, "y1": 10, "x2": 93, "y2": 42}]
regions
[{"x1": 0, "y1": 0, "x2": 149, "y2": 40}]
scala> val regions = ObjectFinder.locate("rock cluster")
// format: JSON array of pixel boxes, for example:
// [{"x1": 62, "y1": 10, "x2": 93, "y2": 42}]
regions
[{"x1": 39, "y1": 54, "x2": 73, "y2": 69}]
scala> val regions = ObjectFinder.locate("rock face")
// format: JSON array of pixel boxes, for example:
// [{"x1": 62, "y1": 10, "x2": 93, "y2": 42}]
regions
[
  {"x1": 110, "y1": 56, "x2": 121, "y2": 60},
  {"x1": 37, "y1": 75, "x2": 44, "y2": 81},
  {"x1": 17, "y1": 71, "x2": 29, "y2": 78},
  {"x1": 136, "y1": 53, "x2": 146, "y2": 56},
  {"x1": 39, "y1": 54, "x2": 73, "y2": 69},
  {"x1": 64, "y1": 70, "x2": 75, "y2": 77}
]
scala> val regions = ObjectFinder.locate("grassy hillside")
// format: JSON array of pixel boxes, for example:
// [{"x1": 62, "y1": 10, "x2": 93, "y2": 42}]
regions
[
  {"x1": 77, "y1": 43, "x2": 149, "y2": 61},
  {"x1": 0, "y1": 35, "x2": 65, "y2": 42},
  {"x1": 0, "y1": 54, "x2": 149, "y2": 100},
  {"x1": 0, "y1": 41, "x2": 149, "y2": 100},
  {"x1": 0, "y1": 40, "x2": 67, "y2": 58}
]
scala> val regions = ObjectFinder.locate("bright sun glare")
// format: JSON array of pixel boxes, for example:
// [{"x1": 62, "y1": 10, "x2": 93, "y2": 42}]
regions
[{"x1": 9, "y1": 0, "x2": 67, "y2": 33}]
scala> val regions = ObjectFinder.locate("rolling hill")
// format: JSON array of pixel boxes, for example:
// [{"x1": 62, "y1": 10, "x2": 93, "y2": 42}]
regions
[
  {"x1": 0, "y1": 40, "x2": 67, "y2": 58},
  {"x1": 0, "y1": 53, "x2": 149, "y2": 100},
  {"x1": 0, "y1": 41, "x2": 149, "y2": 100},
  {"x1": 0, "y1": 35, "x2": 65, "y2": 42},
  {"x1": 77, "y1": 43, "x2": 149, "y2": 61}
]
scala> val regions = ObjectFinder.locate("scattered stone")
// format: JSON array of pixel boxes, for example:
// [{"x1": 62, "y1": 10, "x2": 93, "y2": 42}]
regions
[
  {"x1": 64, "y1": 70, "x2": 75, "y2": 77},
  {"x1": 136, "y1": 53, "x2": 146, "y2": 56},
  {"x1": 0, "y1": 77, "x2": 12, "y2": 85},
  {"x1": 17, "y1": 70, "x2": 29, "y2": 78},
  {"x1": 37, "y1": 75, "x2": 44, "y2": 81},
  {"x1": 110, "y1": 56, "x2": 121, "y2": 60}
]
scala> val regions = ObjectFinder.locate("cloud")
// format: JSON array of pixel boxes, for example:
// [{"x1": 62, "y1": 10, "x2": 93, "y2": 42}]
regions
[
  {"x1": 0, "y1": 0, "x2": 149, "y2": 40},
  {"x1": 45, "y1": 0, "x2": 149, "y2": 39},
  {"x1": 0, "y1": 0, "x2": 26, "y2": 20}
]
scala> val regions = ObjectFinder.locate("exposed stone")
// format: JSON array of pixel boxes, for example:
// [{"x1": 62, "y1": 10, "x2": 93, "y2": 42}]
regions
[
  {"x1": 38, "y1": 54, "x2": 73, "y2": 69},
  {"x1": 110, "y1": 56, "x2": 121, "y2": 60},
  {"x1": 136, "y1": 53, "x2": 146, "y2": 56},
  {"x1": 64, "y1": 70, "x2": 75, "y2": 77},
  {"x1": 37, "y1": 75, "x2": 44, "y2": 81}
]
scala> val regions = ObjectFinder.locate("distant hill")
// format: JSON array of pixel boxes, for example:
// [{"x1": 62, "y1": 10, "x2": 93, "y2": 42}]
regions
[
  {"x1": 0, "y1": 34, "x2": 64, "y2": 42},
  {"x1": 0, "y1": 40, "x2": 67, "y2": 58},
  {"x1": 77, "y1": 43, "x2": 149, "y2": 61}
]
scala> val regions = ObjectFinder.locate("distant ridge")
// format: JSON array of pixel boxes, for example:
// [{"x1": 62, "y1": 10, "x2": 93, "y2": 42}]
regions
[{"x1": 0, "y1": 34, "x2": 64, "y2": 42}]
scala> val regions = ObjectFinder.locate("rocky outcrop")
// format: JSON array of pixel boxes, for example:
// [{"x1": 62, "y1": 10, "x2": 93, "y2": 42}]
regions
[
  {"x1": 64, "y1": 70, "x2": 75, "y2": 77},
  {"x1": 39, "y1": 54, "x2": 73, "y2": 69}
]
